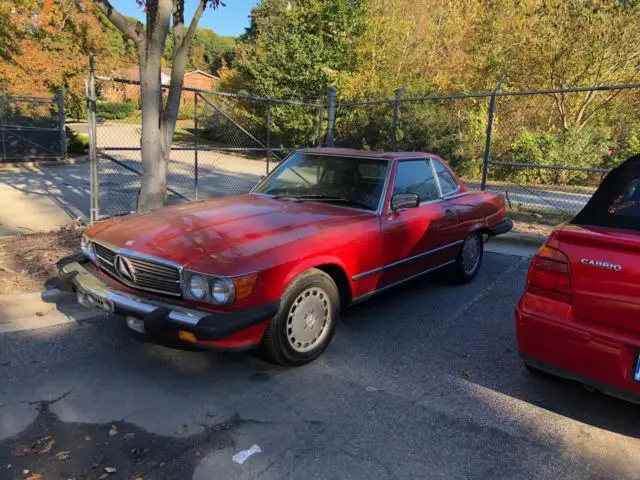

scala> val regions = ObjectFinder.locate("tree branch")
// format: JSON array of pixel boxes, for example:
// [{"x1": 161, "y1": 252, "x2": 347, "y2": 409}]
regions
[
  {"x1": 163, "y1": 0, "x2": 208, "y2": 140},
  {"x1": 93, "y1": 0, "x2": 142, "y2": 43}
]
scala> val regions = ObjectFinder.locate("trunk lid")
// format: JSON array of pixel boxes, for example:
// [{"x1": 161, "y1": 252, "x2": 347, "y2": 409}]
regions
[{"x1": 555, "y1": 225, "x2": 640, "y2": 333}]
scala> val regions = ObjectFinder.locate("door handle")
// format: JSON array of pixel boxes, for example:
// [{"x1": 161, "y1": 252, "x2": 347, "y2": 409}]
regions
[{"x1": 444, "y1": 209, "x2": 457, "y2": 220}]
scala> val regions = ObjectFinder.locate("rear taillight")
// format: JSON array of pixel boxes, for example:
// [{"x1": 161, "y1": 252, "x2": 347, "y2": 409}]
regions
[{"x1": 527, "y1": 245, "x2": 571, "y2": 302}]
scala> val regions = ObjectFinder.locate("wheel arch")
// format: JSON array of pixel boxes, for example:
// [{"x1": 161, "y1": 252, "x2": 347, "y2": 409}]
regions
[{"x1": 280, "y1": 257, "x2": 353, "y2": 309}]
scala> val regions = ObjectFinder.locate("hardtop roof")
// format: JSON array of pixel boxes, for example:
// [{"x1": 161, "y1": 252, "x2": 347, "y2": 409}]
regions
[{"x1": 296, "y1": 148, "x2": 438, "y2": 161}]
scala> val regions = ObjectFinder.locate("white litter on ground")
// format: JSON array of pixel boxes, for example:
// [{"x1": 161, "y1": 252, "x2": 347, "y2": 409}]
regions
[{"x1": 232, "y1": 444, "x2": 262, "y2": 465}]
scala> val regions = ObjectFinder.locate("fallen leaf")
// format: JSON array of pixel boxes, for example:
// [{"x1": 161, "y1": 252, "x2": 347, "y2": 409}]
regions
[
  {"x1": 55, "y1": 450, "x2": 71, "y2": 460},
  {"x1": 11, "y1": 445, "x2": 31, "y2": 457},
  {"x1": 26, "y1": 475, "x2": 43, "y2": 480},
  {"x1": 104, "y1": 467, "x2": 117, "y2": 473},
  {"x1": 38, "y1": 439, "x2": 55, "y2": 455}
]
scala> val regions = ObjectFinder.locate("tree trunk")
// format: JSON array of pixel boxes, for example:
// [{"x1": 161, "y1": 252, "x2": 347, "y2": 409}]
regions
[{"x1": 137, "y1": 55, "x2": 168, "y2": 211}]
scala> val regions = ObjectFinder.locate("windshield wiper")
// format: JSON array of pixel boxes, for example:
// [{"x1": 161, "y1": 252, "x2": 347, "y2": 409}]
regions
[{"x1": 289, "y1": 195, "x2": 374, "y2": 210}]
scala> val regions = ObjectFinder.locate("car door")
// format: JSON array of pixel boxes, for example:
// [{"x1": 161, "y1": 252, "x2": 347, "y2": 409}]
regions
[
  {"x1": 431, "y1": 158, "x2": 474, "y2": 244},
  {"x1": 377, "y1": 159, "x2": 459, "y2": 289}
]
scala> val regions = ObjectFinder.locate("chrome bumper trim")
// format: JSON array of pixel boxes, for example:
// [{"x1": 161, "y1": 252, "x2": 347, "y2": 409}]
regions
[{"x1": 61, "y1": 261, "x2": 206, "y2": 326}]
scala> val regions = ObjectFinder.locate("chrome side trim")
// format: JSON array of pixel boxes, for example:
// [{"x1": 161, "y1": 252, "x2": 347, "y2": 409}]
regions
[
  {"x1": 351, "y1": 240, "x2": 463, "y2": 281},
  {"x1": 351, "y1": 260, "x2": 455, "y2": 304}
]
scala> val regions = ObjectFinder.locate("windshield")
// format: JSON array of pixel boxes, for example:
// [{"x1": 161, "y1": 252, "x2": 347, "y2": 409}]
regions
[{"x1": 253, "y1": 153, "x2": 389, "y2": 211}]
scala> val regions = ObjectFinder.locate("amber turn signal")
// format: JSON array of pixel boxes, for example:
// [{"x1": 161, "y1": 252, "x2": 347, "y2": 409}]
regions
[
  {"x1": 233, "y1": 273, "x2": 258, "y2": 303},
  {"x1": 178, "y1": 330, "x2": 197, "y2": 344}
]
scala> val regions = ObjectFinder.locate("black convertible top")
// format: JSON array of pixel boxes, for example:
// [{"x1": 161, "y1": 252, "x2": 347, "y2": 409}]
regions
[{"x1": 571, "y1": 154, "x2": 640, "y2": 231}]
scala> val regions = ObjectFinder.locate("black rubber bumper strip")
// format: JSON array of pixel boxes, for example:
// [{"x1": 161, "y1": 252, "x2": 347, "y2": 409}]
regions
[
  {"x1": 142, "y1": 301, "x2": 280, "y2": 341},
  {"x1": 489, "y1": 218, "x2": 514, "y2": 236}
]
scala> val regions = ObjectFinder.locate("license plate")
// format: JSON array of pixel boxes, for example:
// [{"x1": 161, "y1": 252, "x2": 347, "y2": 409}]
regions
[
  {"x1": 634, "y1": 355, "x2": 640, "y2": 382},
  {"x1": 78, "y1": 292, "x2": 114, "y2": 313}
]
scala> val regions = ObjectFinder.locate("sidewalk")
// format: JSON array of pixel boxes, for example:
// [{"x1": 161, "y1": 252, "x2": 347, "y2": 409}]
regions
[
  {"x1": 0, "y1": 162, "x2": 89, "y2": 236},
  {"x1": 0, "y1": 290, "x2": 99, "y2": 334}
]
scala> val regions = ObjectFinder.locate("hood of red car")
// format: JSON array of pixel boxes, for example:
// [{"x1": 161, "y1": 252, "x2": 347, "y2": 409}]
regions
[{"x1": 86, "y1": 194, "x2": 372, "y2": 273}]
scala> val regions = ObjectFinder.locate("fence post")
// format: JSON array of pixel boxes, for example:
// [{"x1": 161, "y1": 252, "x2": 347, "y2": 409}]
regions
[
  {"x1": 87, "y1": 53, "x2": 99, "y2": 222},
  {"x1": 326, "y1": 86, "x2": 337, "y2": 147},
  {"x1": 194, "y1": 92, "x2": 199, "y2": 201},
  {"x1": 316, "y1": 105, "x2": 323, "y2": 147},
  {"x1": 481, "y1": 75, "x2": 506, "y2": 191},
  {"x1": 266, "y1": 102, "x2": 272, "y2": 175},
  {"x1": 391, "y1": 86, "x2": 407, "y2": 152},
  {"x1": 56, "y1": 88, "x2": 67, "y2": 158}
]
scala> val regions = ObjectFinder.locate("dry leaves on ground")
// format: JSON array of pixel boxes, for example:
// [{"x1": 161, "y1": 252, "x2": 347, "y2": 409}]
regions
[{"x1": 0, "y1": 222, "x2": 83, "y2": 295}]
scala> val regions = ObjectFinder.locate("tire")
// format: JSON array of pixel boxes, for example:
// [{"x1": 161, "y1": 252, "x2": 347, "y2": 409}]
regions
[
  {"x1": 261, "y1": 269, "x2": 340, "y2": 366},
  {"x1": 448, "y1": 231, "x2": 484, "y2": 284}
]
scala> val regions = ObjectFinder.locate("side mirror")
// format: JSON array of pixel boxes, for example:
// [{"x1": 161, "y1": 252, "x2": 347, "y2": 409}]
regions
[{"x1": 391, "y1": 193, "x2": 419, "y2": 210}]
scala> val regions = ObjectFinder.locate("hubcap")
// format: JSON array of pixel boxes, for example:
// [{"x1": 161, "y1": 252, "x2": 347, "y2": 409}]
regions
[
  {"x1": 462, "y1": 234, "x2": 482, "y2": 274},
  {"x1": 286, "y1": 287, "x2": 332, "y2": 353}
]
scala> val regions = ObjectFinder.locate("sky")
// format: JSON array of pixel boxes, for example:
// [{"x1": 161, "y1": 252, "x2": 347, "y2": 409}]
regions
[{"x1": 108, "y1": 0, "x2": 259, "y2": 37}]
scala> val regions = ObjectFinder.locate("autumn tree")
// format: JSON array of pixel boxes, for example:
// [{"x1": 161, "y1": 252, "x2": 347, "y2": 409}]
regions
[{"x1": 95, "y1": 0, "x2": 224, "y2": 211}]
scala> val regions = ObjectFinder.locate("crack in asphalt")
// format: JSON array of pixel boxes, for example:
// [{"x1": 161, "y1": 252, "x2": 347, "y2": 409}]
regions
[{"x1": 28, "y1": 387, "x2": 76, "y2": 409}]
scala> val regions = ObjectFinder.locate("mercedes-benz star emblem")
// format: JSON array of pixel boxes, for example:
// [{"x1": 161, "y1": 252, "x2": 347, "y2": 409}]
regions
[{"x1": 114, "y1": 255, "x2": 136, "y2": 282}]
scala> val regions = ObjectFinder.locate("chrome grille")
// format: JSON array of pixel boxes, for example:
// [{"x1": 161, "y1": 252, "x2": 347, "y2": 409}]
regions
[{"x1": 93, "y1": 242, "x2": 182, "y2": 297}]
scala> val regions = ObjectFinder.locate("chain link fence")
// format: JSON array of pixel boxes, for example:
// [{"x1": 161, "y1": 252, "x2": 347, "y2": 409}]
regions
[
  {"x1": 88, "y1": 72, "x2": 323, "y2": 221},
  {"x1": 0, "y1": 91, "x2": 66, "y2": 161},
  {"x1": 333, "y1": 83, "x2": 640, "y2": 219}
]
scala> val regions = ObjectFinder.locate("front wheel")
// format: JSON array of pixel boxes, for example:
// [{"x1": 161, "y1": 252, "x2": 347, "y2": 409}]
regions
[
  {"x1": 261, "y1": 269, "x2": 339, "y2": 366},
  {"x1": 448, "y1": 232, "x2": 484, "y2": 284}
]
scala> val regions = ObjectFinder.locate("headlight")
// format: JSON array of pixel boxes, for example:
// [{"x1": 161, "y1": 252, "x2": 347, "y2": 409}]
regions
[
  {"x1": 81, "y1": 234, "x2": 96, "y2": 262},
  {"x1": 211, "y1": 278, "x2": 235, "y2": 305},
  {"x1": 188, "y1": 275, "x2": 208, "y2": 300}
]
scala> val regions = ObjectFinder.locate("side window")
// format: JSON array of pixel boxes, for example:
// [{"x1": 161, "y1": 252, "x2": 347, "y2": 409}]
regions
[
  {"x1": 393, "y1": 160, "x2": 439, "y2": 202},
  {"x1": 432, "y1": 159, "x2": 459, "y2": 196}
]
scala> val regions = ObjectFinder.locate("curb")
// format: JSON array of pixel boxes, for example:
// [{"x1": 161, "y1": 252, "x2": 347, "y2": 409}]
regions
[
  {"x1": 499, "y1": 231, "x2": 546, "y2": 246},
  {"x1": 0, "y1": 156, "x2": 89, "y2": 172}
]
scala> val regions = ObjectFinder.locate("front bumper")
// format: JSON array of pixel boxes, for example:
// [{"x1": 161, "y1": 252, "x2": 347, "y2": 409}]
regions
[
  {"x1": 488, "y1": 218, "x2": 513, "y2": 236},
  {"x1": 58, "y1": 258, "x2": 279, "y2": 347},
  {"x1": 515, "y1": 293, "x2": 640, "y2": 404}
]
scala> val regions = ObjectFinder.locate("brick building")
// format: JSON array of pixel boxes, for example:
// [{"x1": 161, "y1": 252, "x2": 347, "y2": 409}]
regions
[{"x1": 101, "y1": 68, "x2": 218, "y2": 104}]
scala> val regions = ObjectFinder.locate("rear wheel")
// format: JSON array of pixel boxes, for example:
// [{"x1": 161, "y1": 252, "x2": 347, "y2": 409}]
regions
[
  {"x1": 448, "y1": 232, "x2": 484, "y2": 284},
  {"x1": 261, "y1": 269, "x2": 339, "y2": 366}
]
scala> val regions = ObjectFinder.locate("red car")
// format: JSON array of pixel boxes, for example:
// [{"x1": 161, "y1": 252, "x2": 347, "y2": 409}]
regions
[
  {"x1": 59, "y1": 148, "x2": 512, "y2": 365},
  {"x1": 516, "y1": 154, "x2": 640, "y2": 402}
]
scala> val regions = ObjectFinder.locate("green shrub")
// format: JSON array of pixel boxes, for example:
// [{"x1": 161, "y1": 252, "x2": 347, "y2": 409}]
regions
[
  {"x1": 66, "y1": 127, "x2": 89, "y2": 154},
  {"x1": 501, "y1": 126, "x2": 612, "y2": 185},
  {"x1": 96, "y1": 101, "x2": 134, "y2": 120}
]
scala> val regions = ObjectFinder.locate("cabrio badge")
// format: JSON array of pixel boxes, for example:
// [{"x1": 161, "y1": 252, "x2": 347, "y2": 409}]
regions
[
  {"x1": 580, "y1": 258, "x2": 623, "y2": 272},
  {"x1": 114, "y1": 255, "x2": 136, "y2": 281}
]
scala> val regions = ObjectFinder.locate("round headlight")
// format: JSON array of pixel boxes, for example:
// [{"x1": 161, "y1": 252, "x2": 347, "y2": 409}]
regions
[
  {"x1": 188, "y1": 275, "x2": 207, "y2": 300},
  {"x1": 211, "y1": 278, "x2": 235, "y2": 305}
]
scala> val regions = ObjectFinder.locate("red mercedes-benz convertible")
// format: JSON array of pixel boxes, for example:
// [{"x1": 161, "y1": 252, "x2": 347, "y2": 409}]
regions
[
  {"x1": 516, "y1": 154, "x2": 640, "y2": 402},
  {"x1": 59, "y1": 148, "x2": 511, "y2": 365}
]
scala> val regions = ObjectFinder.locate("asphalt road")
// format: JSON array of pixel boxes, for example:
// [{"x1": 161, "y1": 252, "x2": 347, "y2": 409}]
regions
[{"x1": 2, "y1": 252, "x2": 640, "y2": 479}]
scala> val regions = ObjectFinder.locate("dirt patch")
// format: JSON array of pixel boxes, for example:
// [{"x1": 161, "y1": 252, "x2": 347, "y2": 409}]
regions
[
  {"x1": 0, "y1": 224, "x2": 83, "y2": 295},
  {"x1": 509, "y1": 208, "x2": 573, "y2": 238}
]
